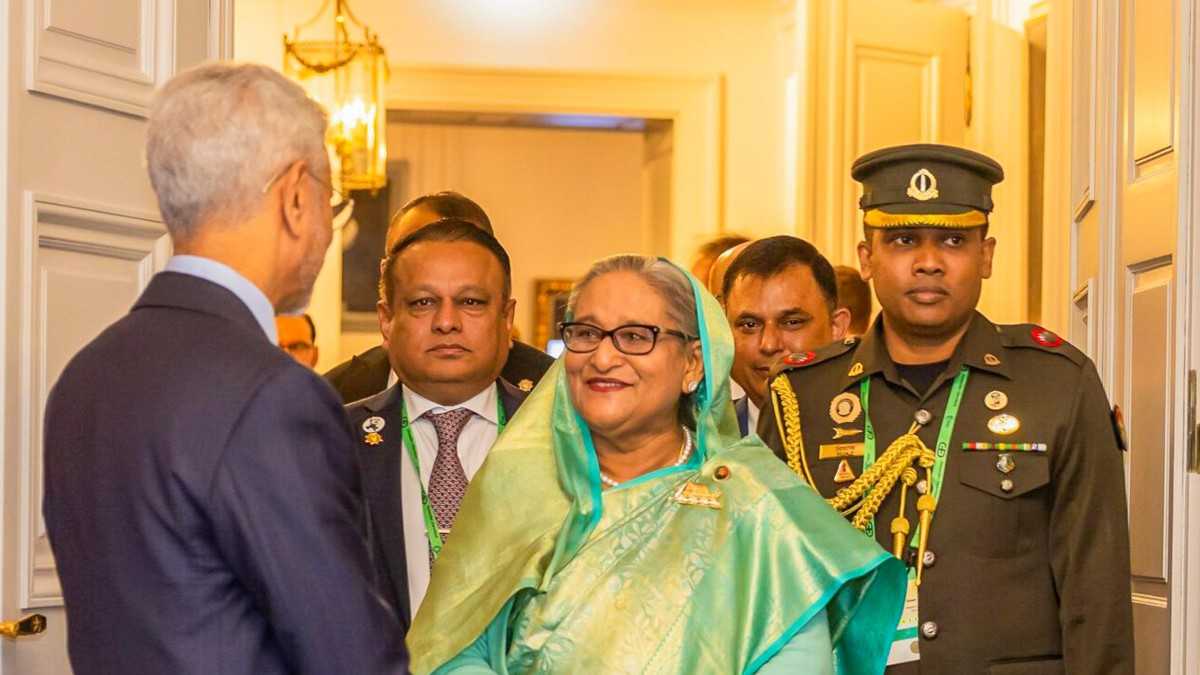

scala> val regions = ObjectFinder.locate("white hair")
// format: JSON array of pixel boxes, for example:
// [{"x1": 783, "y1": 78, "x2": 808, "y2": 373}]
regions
[{"x1": 145, "y1": 62, "x2": 328, "y2": 241}]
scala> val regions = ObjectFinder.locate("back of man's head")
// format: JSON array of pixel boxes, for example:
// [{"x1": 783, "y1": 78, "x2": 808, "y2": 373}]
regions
[
  {"x1": 380, "y1": 218, "x2": 513, "y2": 306},
  {"x1": 722, "y1": 236, "x2": 839, "y2": 313},
  {"x1": 146, "y1": 63, "x2": 327, "y2": 244},
  {"x1": 835, "y1": 265, "x2": 872, "y2": 335},
  {"x1": 386, "y1": 191, "x2": 492, "y2": 252}
]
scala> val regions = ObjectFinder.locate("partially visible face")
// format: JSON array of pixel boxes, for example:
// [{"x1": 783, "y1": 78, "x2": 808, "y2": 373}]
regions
[
  {"x1": 276, "y1": 315, "x2": 319, "y2": 368},
  {"x1": 725, "y1": 264, "x2": 841, "y2": 405},
  {"x1": 707, "y1": 241, "x2": 752, "y2": 301},
  {"x1": 379, "y1": 240, "x2": 514, "y2": 401},
  {"x1": 277, "y1": 160, "x2": 334, "y2": 313},
  {"x1": 565, "y1": 271, "x2": 703, "y2": 443},
  {"x1": 385, "y1": 204, "x2": 441, "y2": 253},
  {"x1": 857, "y1": 227, "x2": 994, "y2": 339}
]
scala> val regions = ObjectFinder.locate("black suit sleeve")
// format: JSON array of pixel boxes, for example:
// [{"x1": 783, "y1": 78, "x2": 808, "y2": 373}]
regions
[
  {"x1": 210, "y1": 366, "x2": 408, "y2": 674},
  {"x1": 1050, "y1": 362, "x2": 1134, "y2": 673}
]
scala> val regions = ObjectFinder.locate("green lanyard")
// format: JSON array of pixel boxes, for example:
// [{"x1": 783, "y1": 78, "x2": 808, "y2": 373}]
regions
[
  {"x1": 860, "y1": 367, "x2": 969, "y2": 544},
  {"x1": 399, "y1": 387, "x2": 507, "y2": 561}
]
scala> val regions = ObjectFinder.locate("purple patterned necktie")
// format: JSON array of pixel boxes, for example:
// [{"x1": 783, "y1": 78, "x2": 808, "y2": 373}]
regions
[{"x1": 425, "y1": 408, "x2": 474, "y2": 566}]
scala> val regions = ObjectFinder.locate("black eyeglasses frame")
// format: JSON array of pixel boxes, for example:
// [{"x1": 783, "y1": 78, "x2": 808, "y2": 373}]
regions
[{"x1": 557, "y1": 321, "x2": 698, "y2": 356}]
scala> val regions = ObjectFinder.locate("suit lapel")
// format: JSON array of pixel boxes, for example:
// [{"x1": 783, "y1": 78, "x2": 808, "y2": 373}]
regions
[{"x1": 354, "y1": 386, "x2": 412, "y2": 629}]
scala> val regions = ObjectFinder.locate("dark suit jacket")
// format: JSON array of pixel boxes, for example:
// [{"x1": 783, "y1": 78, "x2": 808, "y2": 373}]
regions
[
  {"x1": 42, "y1": 272, "x2": 409, "y2": 675},
  {"x1": 325, "y1": 341, "x2": 553, "y2": 404},
  {"x1": 345, "y1": 380, "x2": 528, "y2": 631},
  {"x1": 734, "y1": 396, "x2": 751, "y2": 437}
]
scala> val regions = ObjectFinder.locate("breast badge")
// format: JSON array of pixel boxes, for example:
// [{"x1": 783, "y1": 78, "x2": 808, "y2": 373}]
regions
[
  {"x1": 829, "y1": 392, "x2": 862, "y2": 424},
  {"x1": 987, "y1": 413, "x2": 1021, "y2": 436},
  {"x1": 364, "y1": 432, "x2": 383, "y2": 446},
  {"x1": 362, "y1": 416, "x2": 386, "y2": 433},
  {"x1": 834, "y1": 459, "x2": 857, "y2": 483},
  {"x1": 984, "y1": 390, "x2": 1008, "y2": 411}
]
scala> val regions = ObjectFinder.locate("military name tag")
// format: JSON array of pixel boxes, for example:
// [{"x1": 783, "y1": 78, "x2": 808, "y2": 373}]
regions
[{"x1": 819, "y1": 442, "x2": 865, "y2": 460}]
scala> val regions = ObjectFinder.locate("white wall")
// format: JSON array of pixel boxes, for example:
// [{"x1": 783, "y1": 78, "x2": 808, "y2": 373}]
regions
[{"x1": 340, "y1": 121, "x2": 645, "y2": 359}]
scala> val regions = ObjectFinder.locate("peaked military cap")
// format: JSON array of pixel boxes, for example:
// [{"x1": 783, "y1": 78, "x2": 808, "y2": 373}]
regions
[{"x1": 851, "y1": 143, "x2": 1004, "y2": 228}]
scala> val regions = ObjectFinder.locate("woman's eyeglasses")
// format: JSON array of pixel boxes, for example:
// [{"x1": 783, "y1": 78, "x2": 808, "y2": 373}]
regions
[{"x1": 558, "y1": 322, "x2": 697, "y2": 356}]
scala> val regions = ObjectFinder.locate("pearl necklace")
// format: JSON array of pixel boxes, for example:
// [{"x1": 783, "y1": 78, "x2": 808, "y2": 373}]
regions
[{"x1": 599, "y1": 427, "x2": 694, "y2": 488}]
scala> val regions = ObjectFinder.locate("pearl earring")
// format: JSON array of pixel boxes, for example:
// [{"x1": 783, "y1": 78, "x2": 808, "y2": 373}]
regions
[{"x1": 687, "y1": 381, "x2": 699, "y2": 393}]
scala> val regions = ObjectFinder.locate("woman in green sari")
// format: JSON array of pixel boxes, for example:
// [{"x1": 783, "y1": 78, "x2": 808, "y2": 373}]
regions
[{"x1": 408, "y1": 255, "x2": 904, "y2": 674}]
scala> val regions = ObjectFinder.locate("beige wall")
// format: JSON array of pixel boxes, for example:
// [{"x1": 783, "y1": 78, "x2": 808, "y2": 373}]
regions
[
  {"x1": 340, "y1": 121, "x2": 646, "y2": 360},
  {"x1": 236, "y1": 0, "x2": 791, "y2": 367},
  {"x1": 235, "y1": 0, "x2": 789, "y2": 237}
]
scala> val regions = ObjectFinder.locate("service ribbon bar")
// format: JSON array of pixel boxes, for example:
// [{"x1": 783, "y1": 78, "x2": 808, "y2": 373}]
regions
[{"x1": 961, "y1": 442, "x2": 1047, "y2": 452}]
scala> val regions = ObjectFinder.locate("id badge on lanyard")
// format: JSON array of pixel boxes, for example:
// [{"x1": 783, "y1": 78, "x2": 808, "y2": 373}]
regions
[{"x1": 888, "y1": 571, "x2": 921, "y2": 665}]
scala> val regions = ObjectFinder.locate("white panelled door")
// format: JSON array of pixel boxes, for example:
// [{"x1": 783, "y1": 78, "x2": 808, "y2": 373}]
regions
[{"x1": 0, "y1": 1, "x2": 231, "y2": 673}]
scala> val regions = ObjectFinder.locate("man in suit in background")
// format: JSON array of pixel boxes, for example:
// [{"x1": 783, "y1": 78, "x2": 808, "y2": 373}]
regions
[
  {"x1": 276, "y1": 312, "x2": 320, "y2": 368},
  {"x1": 41, "y1": 63, "x2": 408, "y2": 674},
  {"x1": 722, "y1": 236, "x2": 849, "y2": 436},
  {"x1": 346, "y1": 218, "x2": 529, "y2": 629},
  {"x1": 835, "y1": 264, "x2": 873, "y2": 337},
  {"x1": 326, "y1": 191, "x2": 553, "y2": 402}
]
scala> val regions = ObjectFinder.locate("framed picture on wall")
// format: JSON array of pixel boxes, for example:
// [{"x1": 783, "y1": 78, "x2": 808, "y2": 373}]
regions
[{"x1": 533, "y1": 279, "x2": 576, "y2": 353}]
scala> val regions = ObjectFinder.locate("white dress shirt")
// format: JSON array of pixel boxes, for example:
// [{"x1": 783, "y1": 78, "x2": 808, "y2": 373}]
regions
[
  {"x1": 746, "y1": 398, "x2": 761, "y2": 436},
  {"x1": 400, "y1": 383, "x2": 501, "y2": 613}
]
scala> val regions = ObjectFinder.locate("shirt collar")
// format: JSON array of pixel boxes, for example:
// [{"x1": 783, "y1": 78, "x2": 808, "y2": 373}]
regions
[
  {"x1": 164, "y1": 255, "x2": 277, "y2": 343},
  {"x1": 403, "y1": 382, "x2": 500, "y2": 425},
  {"x1": 841, "y1": 311, "x2": 1011, "y2": 392}
]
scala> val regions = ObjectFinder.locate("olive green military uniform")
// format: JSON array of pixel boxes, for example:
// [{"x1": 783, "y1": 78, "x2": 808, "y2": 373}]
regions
[
  {"x1": 758, "y1": 311, "x2": 1133, "y2": 674},
  {"x1": 757, "y1": 142, "x2": 1133, "y2": 673}
]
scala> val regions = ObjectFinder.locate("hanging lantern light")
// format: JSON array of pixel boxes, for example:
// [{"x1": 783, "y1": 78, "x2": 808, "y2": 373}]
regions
[{"x1": 283, "y1": 0, "x2": 388, "y2": 191}]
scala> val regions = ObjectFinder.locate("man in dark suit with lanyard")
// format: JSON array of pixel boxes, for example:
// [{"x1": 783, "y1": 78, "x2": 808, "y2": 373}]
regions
[
  {"x1": 42, "y1": 63, "x2": 407, "y2": 674},
  {"x1": 346, "y1": 218, "x2": 529, "y2": 630},
  {"x1": 326, "y1": 191, "x2": 552, "y2": 402}
]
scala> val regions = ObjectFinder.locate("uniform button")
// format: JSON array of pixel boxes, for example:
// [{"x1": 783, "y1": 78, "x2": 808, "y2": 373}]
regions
[
  {"x1": 921, "y1": 621, "x2": 939, "y2": 640},
  {"x1": 916, "y1": 479, "x2": 929, "y2": 495},
  {"x1": 913, "y1": 409, "x2": 933, "y2": 426},
  {"x1": 922, "y1": 550, "x2": 937, "y2": 568},
  {"x1": 1000, "y1": 478, "x2": 1014, "y2": 493}
]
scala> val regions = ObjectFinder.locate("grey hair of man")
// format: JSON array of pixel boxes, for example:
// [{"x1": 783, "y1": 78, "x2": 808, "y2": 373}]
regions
[
  {"x1": 145, "y1": 62, "x2": 329, "y2": 243},
  {"x1": 567, "y1": 255, "x2": 700, "y2": 339}
]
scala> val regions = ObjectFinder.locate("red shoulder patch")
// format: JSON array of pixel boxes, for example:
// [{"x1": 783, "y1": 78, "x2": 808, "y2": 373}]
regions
[
  {"x1": 783, "y1": 351, "x2": 817, "y2": 367},
  {"x1": 1030, "y1": 326, "x2": 1064, "y2": 348}
]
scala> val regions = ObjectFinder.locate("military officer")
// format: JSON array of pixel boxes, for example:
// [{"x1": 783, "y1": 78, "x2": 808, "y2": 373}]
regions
[{"x1": 758, "y1": 144, "x2": 1133, "y2": 674}]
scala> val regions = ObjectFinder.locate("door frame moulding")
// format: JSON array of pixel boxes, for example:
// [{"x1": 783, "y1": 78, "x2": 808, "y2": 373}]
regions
[
  {"x1": 383, "y1": 65, "x2": 724, "y2": 263},
  {"x1": 1176, "y1": 0, "x2": 1200, "y2": 668}
]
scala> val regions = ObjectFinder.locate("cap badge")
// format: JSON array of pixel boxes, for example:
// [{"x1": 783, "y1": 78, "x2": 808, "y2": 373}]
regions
[
  {"x1": 906, "y1": 168, "x2": 940, "y2": 202},
  {"x1": 829, "y1": 392, "x2": 863, "y2": 424}
]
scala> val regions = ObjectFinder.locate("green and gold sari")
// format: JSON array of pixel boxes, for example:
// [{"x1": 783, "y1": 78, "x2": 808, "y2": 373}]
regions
[{"x1": 407, "y1": 263, "x2": 904, "y2": 674}]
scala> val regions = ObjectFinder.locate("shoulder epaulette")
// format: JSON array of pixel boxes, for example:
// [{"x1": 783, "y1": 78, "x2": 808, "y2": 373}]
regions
[
  {"x1": 768, "y1": 336, "x2": 859, "y2": 380},
  {"x1": 999, "y1": 324, "x2": 1086, "y2": 366}
]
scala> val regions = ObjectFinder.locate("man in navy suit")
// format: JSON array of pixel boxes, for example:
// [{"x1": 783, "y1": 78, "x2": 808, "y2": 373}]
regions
[
  {"x1": 346, "y1": 219, "x2": 528, "y2": 628},
  {"x1": 41, "y1": 63, "x2": 408, "y2": 674}
]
